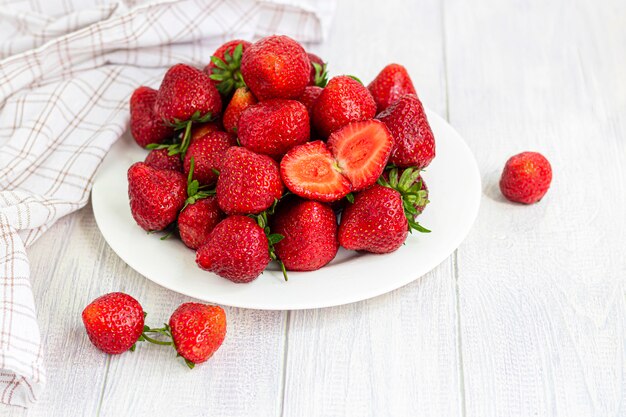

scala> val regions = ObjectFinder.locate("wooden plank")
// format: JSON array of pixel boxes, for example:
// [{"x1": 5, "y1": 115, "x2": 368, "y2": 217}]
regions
[
  {"x1": 0, "y1": 207, "x2": 110, "y2": 417},
  {"x1": 0, "y1": 203, "x2": 286, "y2": 417},
  {"x1": 444, "y1": 0, "x2": 626, "y2": 415},
  {"x1": 282, "y1": 0, "x2": 464, "y2": 416}
]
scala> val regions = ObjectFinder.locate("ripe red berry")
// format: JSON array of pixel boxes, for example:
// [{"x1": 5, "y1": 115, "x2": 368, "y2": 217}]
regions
[
  {"x1": 196, "y1": 215, "x2": 270, "y2": 283},
  {"x1": 130, "y1": 86, "x2": 174, "y2": 147},
  {"x1": 82, "y1": 292, "x2": 144, "y2": 355},
  {"x1": 178, "y1": 197, "x2": 224, "y2": 250},
  {"x1": 499, "y1": 152, "x2": 552, "y2": 204},
  {"x1": 183, "y1": 131, "x2": 236, "y2": 186},
  {"x1": 367, "y1": 64, "x2": 417, "y2": 113},
  {"x1": 241, "y1": 35, "x2": 310, "y2": 100},
  {"x1": 144, "y1": 148, "x2": 183, "y2": 172},
  {"x1": 312, "y1": 76, "x2": 377, "y2": 137},
  {"x1": 238, "y1": 99, "x2": 310, "y2": 158},
  {"x1": 169, "y1": 303, "x2": 227, "y2": 366}
]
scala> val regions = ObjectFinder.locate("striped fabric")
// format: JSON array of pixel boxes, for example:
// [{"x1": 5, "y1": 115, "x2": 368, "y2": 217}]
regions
[{"x1": 0, "y1": 0, "x2": 335, "y2": 407}]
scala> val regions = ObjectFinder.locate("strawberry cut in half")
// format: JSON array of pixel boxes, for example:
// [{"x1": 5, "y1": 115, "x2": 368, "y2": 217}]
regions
[
  {"x1": 280, "y1": 120, "x2": 393, "y2": 202},
  {"x1": 327, "y1": 119, "x2": 392, "y2": 191},
  {"x1": 280, "y1": 141, "x2": 351, "y2": 202}
]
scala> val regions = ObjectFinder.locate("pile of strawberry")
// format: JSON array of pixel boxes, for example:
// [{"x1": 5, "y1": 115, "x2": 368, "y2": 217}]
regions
[{"x1": 127, "y1": 35, "x2": 435, "y2": 283}]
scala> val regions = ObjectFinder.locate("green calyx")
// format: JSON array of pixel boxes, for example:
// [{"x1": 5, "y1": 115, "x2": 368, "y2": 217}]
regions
[
  {"x1": 312, "y1": 62, "x2": 329, "y2": 87},
  {"x1": 378, "y1": 167, "x2": 431, "y2": 233},
  {"x1": 209, "y1": 43, "x2": 246, "y2": 96},
  {"x1": 131, "y1": 316, "x2": 196, "y2": 369},
  {"x1": 347, "y1": 75, "x2": 363, "y2": 85},
  {"x1": 249, "y1": 200, "x2": 288, "y2": 281},
  {"x1": 146, "y1": 119, "x2": 195, "y2": 158},
  {"x1": 184, "y1": 157, "x2": 215, "y2": 208}
]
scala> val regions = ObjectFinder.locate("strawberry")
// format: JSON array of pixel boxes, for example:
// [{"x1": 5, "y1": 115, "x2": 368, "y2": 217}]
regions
[
  {"x1": 223, "y1": 87, "x2": 257, "y2": 134},
  {"x1": 298, "y1": 86, "x2": 323, "y2": 119},
  {"x1": 382, "y1": 168, "x2": 429, "y2": 216},
  {"x1": 191, "y1": 122, "x2": 223, "y2": 142},
  {"x1": 144, "y1": 148, "x2": 183, "y2": 172},
  {"x1": 326, "y1": 119, "x2": 392, "y2": 191},
  {"x1": 129, "y1": 86, "x2": 174, "y2": 147},
  {"x1": 154, "y1": 64, "x2": 222, "y2": 126},
  {"x1": 312, "y1": 75, "x2": 377, "y2": 137},
  {"x1": 127, "y1": 162, "x2": 186, "y2": 231},
  {"x1": 178, "y1": 196, "x2": 224, "y2": 250},
  {"x1": 308, "y1": 53, "x2": 328, "y2": 87},
  {"x1": 205, "y1": 40, "x2": 250, "y2": 95},
  {"x1": 271, "y1": 198, "x2": 338, "y2": 271},
  {"x1": 216, "y1": 147, "x2": 284, "y2": 215},
  {"x1": 183, "y1": 131, "x2": 236, "y2": 186},
  {"x1": 196, "y1": 215, "x2": 270, "y2": 283},
  {"x1": 339, "y1": 167, "x2": 430, "y2": 253},
  {"x1": 281, "y1": 120, "x2": 392, "y2": 201},
  {"x1": 339, "y1": 185, "x2": 409, "y2": 254},
  {"x1": 238, "y1": 99, "x2": 310, "y2": 158},
  {"x1": 82, "y1": 292, "x2": 144, "y2": 354},
  {"x1": 499, "y1": 152, "x2": 552, "y2": 204},
  {"x1": 240, "y1": 35, "x2": 310, "y2": 100},
  {"x1": 168, "y1": 303, "x2": 226, "y2": 367},
  {"x1": 367, "y1": 64, "x2": 417, "y2": 113},
  {"x1": 280, "y1": 141, "x2": 351, "y2": 202},
  {"x1": 377, "y1": 94, "x2": 435, "y2": 169}
]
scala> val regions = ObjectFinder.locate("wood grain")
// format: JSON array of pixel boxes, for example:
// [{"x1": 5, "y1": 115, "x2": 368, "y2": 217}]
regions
[
  {"x1": 444, "y1": 0, "x2": 626, "y2": 416},
  {"x1": 2, "y1": 0, "x2": 625, "y2": 416},
  {"x1": 281, "y1": 1, "x2": 464, "y2": 416}
]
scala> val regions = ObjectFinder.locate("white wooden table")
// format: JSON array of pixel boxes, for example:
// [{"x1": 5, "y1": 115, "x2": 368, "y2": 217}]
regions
[{"x1": 3, "y1": 0, "x2": 625, "y2": 415}]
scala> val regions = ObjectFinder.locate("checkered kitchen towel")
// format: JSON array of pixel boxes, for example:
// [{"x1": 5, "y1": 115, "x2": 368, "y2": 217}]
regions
[{"x1": 0, "y1": 0, "x2": 335, "y2": 407}]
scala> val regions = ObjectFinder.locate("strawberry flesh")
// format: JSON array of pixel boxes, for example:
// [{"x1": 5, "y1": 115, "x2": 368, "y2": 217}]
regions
[
  {"x1": 280, "y1": 141, "x2": 351, "y2": 202},
  {"x1": 327, "y1": 120, "x2": 392, "y2": 191}
]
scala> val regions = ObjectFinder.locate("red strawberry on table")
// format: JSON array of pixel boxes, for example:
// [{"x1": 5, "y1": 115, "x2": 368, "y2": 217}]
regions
[
  {"x1": 130, "y1": 86, "x2": 174, "y2": 148},
  {"x1": 183, "y1": 131, "x2": 236, "y2": 186},
  {"x1": 168, "y1": 303, "x2": 227, "y2": 368},
  {"x1": 82, "y1": 292, "x2": 144, "y2": 354},
  {"x1": 307, "y1": 53, "x2": 328, "y2": 87},
  {"x1": 223, "y1": 87, "x2": 257, "y2": 134},
  {"x1": 144, "y1": 148, "x2": 183, "y2": 172},
  {"x1": 127, "y1": 162, "x2": 187, "y2": 231},
  {"x1": 281, "y1": 120, "x2": 393, "y2": 201},
  {"x1": 499, "y1": 151, "x2": 552, "y2": 204},
  {"x1": 367, "y1": 63, "x2": 417, "y2": 113},
  {"x1": 205, "y1": 40, "x2": 250, "y2": 96},
  {"x1": 238, "y1": 99, "x2": 310, "y2": 158},
  {"x1": 155, "y1": 64, "x2": 222, "y2": 126},
  {"x1": 312, "y1": 75, "x2": 377, "y2": 138},
  {"x1": 196, "y1": 215, "x2": 271, "y2": 283},
  {"x1": 241, "y1": 35, "x2": 311, "y2": 100},
  {"x1": 271, "y1": 198, "x2": 338, "y2": 271},
  {"x1": 377, "y1": 94, "x2": 435, "y2": 169},
  {"x1": 216, "y1": 147, "x2": 284, "y2": 215},
  {"x1": 178, "y1": 196, "x2": 224, "y2": 250}
]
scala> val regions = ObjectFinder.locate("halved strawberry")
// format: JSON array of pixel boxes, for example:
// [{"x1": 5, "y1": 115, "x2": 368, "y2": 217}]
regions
[
  {"x1": 327, "y1": 120, "x2": 392, "y2": 191},
  {"x1": 280, "y1": 141, "x2": 351, "y2": 202}
]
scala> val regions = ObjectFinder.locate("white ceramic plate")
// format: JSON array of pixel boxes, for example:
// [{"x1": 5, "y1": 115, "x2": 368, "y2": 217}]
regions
[{"x1": 92, "y1": 110, "x2": 481, "y2": 310}]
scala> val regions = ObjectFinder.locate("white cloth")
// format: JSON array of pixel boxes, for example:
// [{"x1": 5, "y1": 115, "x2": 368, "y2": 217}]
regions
[{"x1": 0, "y1": 0, "x2": 335, "y2": 407}]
